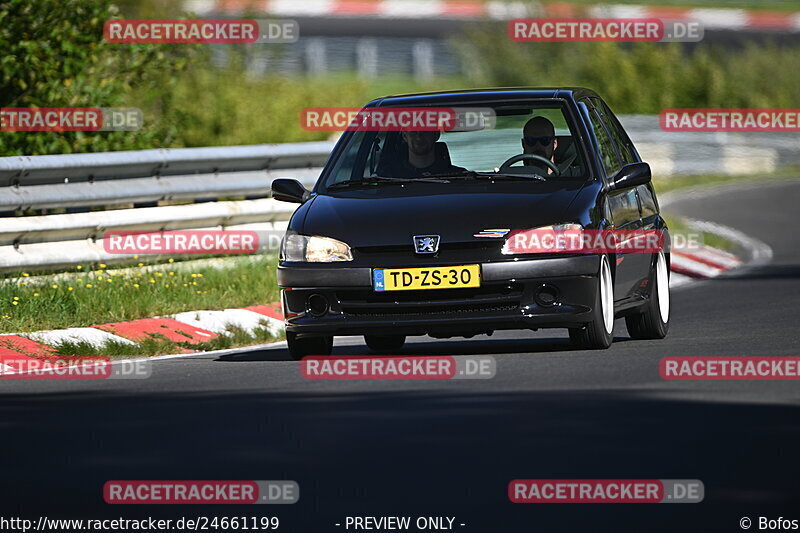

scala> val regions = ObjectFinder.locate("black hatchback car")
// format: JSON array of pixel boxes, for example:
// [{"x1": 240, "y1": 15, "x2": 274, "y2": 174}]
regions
[{"x1": 273, "y1": 88, "x2": 670, "y2": 359}]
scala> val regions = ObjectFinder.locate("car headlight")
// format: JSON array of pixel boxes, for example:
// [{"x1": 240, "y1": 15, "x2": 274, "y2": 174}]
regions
[
  {"x1": 502, "y1": 224, "x2": 584, "y2": 255},
  {"x1": 281, "y1": 232, "x2": 353, "y2": 262}
]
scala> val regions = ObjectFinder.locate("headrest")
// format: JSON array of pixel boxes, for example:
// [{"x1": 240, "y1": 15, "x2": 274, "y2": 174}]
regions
[
  {"x1": 434, "y1": 142, "x2": 451, "y2": 166},
  {"x1": 554, "y1": 136, "x2": 575, "y2": 164}
]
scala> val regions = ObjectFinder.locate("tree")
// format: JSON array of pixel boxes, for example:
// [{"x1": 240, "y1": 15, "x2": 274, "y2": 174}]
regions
[{"x1": 0, "y1": 0, "x2": 195, "y2": 155}]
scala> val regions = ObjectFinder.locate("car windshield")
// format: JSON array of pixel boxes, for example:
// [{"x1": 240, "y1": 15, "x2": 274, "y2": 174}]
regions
[{"x1": 318, "y1": 101, "x2": 588, "y2": 193}]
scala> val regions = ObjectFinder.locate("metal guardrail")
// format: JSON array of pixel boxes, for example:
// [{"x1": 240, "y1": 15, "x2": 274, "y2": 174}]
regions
[
  {"x1": 620, "y1": 115, "x2": 800, "y2": 177},
  {"x1": 0, "y1": 142, "x2": 336, "y2": 272},
  {"x1": 0, "y1": 142, "x2": 335, "y2": 186},
  {"x1": 0, "y1": 142, "x2": 335, "y2": 209}
]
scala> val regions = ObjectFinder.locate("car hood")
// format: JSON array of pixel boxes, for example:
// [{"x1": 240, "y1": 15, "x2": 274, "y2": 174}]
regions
[{"x1": 299, "y1": 182, "x2": 586, "y2": 248}]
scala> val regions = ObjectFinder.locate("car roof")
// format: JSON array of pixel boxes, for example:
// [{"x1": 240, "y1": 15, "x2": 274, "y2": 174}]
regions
[{"x1": 368, "y1": 87, "x2": 600, "y2": 107}]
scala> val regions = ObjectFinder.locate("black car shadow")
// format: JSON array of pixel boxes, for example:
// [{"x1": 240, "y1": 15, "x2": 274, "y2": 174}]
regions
[{"x1": 216, "y1": 333, "x2": 635, "y2": 362}]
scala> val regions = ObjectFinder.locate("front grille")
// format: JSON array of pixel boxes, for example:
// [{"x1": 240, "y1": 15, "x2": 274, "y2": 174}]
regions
[
  {"x1": 337, "y1": 284, "x2": 522, "y2": 318},
  {"x1": 344, "y1": 302, "x2": 519, "y2": 319},
  {"x1": 355, "y1": 241, "x2": 498, "y2": 255}
]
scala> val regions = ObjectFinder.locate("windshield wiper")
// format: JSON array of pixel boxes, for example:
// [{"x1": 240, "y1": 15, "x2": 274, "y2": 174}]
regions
[
  {"x1": 426, "y1": 170, "x2": 548, "y2": 182},
  {"x1": 327, "y1": 176, "x2": 450, "y2": 190}
]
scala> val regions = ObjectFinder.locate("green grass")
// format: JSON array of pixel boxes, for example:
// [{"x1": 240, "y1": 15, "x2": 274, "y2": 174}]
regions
[
  {"x1": 652, "y1": 165, "x2": 800, "y2": 195},
  {"x1": 0, "y1": 255, "x2": 280, "y2": 333},
  {"x1": 51, "y1": 323, "x2": 281, "y2": 359},
  {"x1": 662, "y1": 214, "x2": 735, "y2": 252}
]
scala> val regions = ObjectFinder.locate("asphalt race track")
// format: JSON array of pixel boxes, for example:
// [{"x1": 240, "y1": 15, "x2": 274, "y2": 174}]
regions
[{"x1": 2, "y1": 179, "x2": 800, "y2": 532}]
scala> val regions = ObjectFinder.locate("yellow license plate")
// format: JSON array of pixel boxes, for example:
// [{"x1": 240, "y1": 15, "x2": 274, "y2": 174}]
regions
[{"x1": 373, "y1": 264, "x2": 481, "y2": 291}]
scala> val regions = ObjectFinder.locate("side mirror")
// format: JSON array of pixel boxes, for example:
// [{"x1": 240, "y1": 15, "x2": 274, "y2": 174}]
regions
[
  {"x1": 272, "y1": 178, "x2": 311, "y2": 204},
  {"x1": 610, "y1": 162, "x2": 651, "y2": 190}
]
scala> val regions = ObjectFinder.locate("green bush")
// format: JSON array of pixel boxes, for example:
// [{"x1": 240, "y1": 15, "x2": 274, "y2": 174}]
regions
[
  {"x1": 0, "y1": 0, "x2": 464, "y2": 155},
  {"x1": 0, "y1": 0, "x2": 195, "y2": 155},
  {"x1": 456, "y1": 25, "x2": 800, "y2": 113},
  {"x1": 8, "y1": 0, "x2": 797, "y2": 155},
  {"x1": 162, "y1": 69, "x2": 467, "y2": 147},
  {"x1": 167, "y1": 68, "x2": 370, "y2": 146}
]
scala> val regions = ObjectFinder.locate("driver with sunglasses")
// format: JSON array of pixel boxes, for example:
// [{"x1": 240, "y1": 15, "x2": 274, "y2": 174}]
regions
[{"x1": 520, "y1": 116, "x2": 579, "y2": 177}]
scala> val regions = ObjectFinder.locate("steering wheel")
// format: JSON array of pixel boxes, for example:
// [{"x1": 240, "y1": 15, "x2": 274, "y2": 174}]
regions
[{"x1": 499, "y1": 153, "x2": 561, "y2": 177}]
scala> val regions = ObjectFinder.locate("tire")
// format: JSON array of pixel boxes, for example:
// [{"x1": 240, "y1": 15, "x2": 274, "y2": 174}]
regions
[
  {"x1": 569, "y1": 254, "x2": 614, "y2": 350},
  {"x1": 364, "y1": 334, "x2": 406, "y2": 352},
  {"x1": 625, "y1": 251, "x2": 670, "y2": 340},
  {"x1": 287, "y1": 332, "x2": 333, "y2": 361}
]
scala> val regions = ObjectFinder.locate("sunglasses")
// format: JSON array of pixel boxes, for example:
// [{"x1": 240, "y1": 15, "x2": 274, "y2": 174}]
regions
[{"x1": 522, "y1": 136, "x2": 554, "y2": 146}]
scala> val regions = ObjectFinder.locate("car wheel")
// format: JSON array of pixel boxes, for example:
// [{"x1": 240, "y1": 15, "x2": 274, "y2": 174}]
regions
[
  {"x1": 287, "y1": 332, "x2": 333, "y2": 361},
  {"x1": 625, "y1": 250, "x2": 670, "y2": 340},
  {"x1": 569, "y1": 254, "x2": 614, "y2": 350},
  {"x1": 364, "y1": 334, "x2": 406, "y2": 352}
]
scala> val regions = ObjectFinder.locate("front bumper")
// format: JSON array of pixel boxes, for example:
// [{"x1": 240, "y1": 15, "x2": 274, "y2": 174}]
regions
[{"x1": 278, "y1": 255, "x2": 600, "y2": 337}]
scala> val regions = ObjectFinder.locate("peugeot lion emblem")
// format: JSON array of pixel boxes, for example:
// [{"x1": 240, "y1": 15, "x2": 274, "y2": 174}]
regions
[{"x1": 413, "y1": 235, "x2": 440, "y2": 254}]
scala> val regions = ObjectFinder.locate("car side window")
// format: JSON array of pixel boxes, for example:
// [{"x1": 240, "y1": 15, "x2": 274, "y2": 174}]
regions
[
  {"x1": 585, "y1": 105, "x2": 622, "y2": 177},
  {"x1": 638, "y1": 183, "x2": 658, "y2": 219},
  {"x1": 592, "y1": 98, "x2": 637, "y2": 166}
]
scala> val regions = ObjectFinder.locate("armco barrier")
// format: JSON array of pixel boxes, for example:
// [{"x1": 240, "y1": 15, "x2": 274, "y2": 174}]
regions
[{"x1": 0, "y1": 142, "x2": 335, "y2": 272}]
